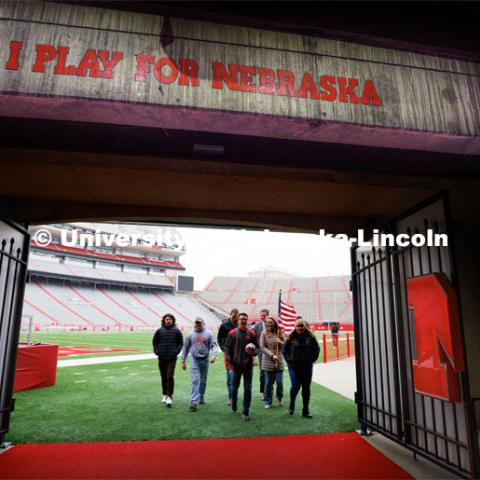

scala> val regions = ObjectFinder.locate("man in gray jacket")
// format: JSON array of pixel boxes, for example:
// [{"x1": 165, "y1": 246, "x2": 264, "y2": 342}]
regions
[{"x1": 182, "y1": 317, "x2": 219, "y2": 411}]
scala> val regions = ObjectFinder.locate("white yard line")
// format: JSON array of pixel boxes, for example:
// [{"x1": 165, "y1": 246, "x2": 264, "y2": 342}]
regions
[{"x1": 58, "y1": 353, "x2": 156, "y2": 367}]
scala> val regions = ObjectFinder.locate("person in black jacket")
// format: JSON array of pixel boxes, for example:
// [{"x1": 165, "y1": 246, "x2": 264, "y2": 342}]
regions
[
  {"x1": 225, "y1": 313, "x2": 258, "y2": 421},
  {"x1": 283, "y1": 317, "x2": 320, "y2": 418},
  {"x1": 217, "y1": 308, "x2": 238, "y2": 405},
  {"x1": 152, "y1": 313, "x2": 184, "y2": 407},
  {"x1": 254, "y1": 308, "x2": 269, "y2": 399}
]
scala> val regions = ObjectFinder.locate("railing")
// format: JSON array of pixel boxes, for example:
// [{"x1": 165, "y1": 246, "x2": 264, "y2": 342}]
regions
[
  {"x1": 322, "y1": 333, "x2": 355, "y2": 363},
  {"x1": 20, "y1": 324, "x2": 159, "y2": 333}
]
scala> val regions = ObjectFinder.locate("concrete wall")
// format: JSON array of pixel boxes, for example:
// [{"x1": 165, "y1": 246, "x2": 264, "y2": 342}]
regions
[{"x1": 0, "y1": 1, "x2": 479, "y2": 154}]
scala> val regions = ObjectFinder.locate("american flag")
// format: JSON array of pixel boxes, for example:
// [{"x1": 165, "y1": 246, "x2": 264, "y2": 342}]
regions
[{"x1": 279, "y1": 299, "x2": 297, "y2": 335}]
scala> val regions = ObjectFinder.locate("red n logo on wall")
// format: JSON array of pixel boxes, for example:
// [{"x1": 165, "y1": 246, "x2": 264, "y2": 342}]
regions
[{"x1": 407, "y1": 273, "x2": 464, "y2": 403}]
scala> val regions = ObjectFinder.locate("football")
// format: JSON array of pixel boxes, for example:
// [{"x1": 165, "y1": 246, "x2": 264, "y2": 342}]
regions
[{"x1": 245, "y1": 343, "x2": 257, "y2": 356}]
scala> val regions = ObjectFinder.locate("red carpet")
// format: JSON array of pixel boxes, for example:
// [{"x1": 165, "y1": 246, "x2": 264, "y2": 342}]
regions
[{"x1": 0, "y1": 433, "x2": 412, "y2": 479}]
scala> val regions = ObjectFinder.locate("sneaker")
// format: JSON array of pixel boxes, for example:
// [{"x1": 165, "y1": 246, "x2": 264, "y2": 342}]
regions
[
  {"x1": 242, "y1": 414, "x2": 250, "y2": 421},
  {"x1": 166, "y1": 396, "x2": 172, "y2": 408},
  {"x1": 231, "y1": 403, "x2": 237, "y2": 412},
  {"x1": 161, "y1": 395, "x2": 167, "y2": 404},
  {"x1": 264, "y1": 404, "x2": 271, "y2": 409},
  {"x1": 189, "y1": 404, "x2": 198, "y2": 412},
  {"x1": 302, "y1": 412, "x2": 313, "y2": 419},
  {"x1": 199, "y1": 397, "x2": 204, "y2": 405}
]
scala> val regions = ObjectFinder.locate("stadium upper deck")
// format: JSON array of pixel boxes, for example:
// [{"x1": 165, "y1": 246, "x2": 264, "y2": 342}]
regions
[
  {"x1": 29, "y1": 223, "x2": 185, "y2": 287},
  {"x1": 199, "y1": 274, "x2": 353, "y2": 328},
  {"x1": 24, "y1": 223, "x2": 219, "y2": 330}
]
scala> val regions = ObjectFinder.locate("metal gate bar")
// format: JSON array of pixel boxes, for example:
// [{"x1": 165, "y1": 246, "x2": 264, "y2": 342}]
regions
[
  {"x1": 393, "y1": 201, "x2": 469, "y2": 475},
  {"x1": 395, "y1": 237, "x2": 465, "y2": 467},
  {"x1": 385, "y1": 243, "x2": 405, "y2": 440},
  {"x1": 0, "y1": 220, "x2": 29, "y2": 446},
  {"x1": 352, "y1": 246, "x2": 401, "y2": 440},
  {"x1": 352, "y1": 193, "x2": 479, "y2": 478},
  {"x1": 372, "y1": 248, "x2": 387, "y2": 432}
]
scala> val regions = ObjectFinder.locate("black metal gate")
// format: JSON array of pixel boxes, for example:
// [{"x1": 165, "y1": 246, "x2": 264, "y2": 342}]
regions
[
  {"x1": 351, "y1": 193, "x2": 479, "y2": 478},
  {"x1": 0, "y1": 220, "x2": 30, "y2": 447}
]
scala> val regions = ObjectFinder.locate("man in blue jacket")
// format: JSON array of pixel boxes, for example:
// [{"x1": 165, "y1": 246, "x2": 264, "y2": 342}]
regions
[{"x1": 182, "y1": 317, "x2": 219, "y2": 411}]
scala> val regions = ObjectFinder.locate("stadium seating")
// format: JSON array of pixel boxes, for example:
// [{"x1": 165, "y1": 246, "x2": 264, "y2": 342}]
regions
[
  {"x1": 28, "y1": 257, "x2": 175, "y2": 288},
  {"x1": 199, "y1": 275, "x2": 353, "y2": 325},
  {"x1": 23, "y1": 279, "x2": 220, "y2": 332},
  {"x1": 23, "y1": 225, "x2": 221, "y2": 333}
]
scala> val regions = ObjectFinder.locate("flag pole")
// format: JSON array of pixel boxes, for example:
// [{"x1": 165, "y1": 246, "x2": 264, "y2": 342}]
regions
[
  {"x1": 274, "y1": 319, "x2": 280, "y2": 369},
  {"x1": 278, "y1": 289, "x2": 282, "y2": 316},
  {"x1": 276, "y1": 289, "x2": 282, "y2": 368}
]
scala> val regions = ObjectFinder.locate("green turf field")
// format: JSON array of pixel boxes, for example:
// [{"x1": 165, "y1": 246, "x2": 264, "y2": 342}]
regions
[
  {"x1": 19, "y1": 331, "x2": 153, "y2": 359},
  {"x1": 19, "y1": 331, "x2": 331, "y2": 361},
  {"x1": 11, "y1": 332, "x2": 357, "y2": 443}
]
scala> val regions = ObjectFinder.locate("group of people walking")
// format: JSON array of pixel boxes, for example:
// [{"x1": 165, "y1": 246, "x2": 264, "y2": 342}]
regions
[
  {"x1": 152, "y1": 314, "x2": 218, "y2": 411},
  {"x1": 152, "y1": 308, "x2": 320, "y2": 421}
]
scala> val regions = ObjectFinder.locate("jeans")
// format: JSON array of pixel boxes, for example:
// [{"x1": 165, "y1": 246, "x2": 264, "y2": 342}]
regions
[
  {"x1": 158, "y1": 359, "x2": 177, "y2": 397},
  {"x1": 190, "y1": 357, "x2": 210, "y2": 405},
  {"x1": 232, "y1": 365, "x2": 253, "y2": 415},
  {"x1": 288, "y1": 365, "x2": 313, "y2": 414},
  {"x1": 226, "y1": 368, "x2": 234, "y2": 400},
  {"x1": 264, "y1": 370, "x2": 284, "y2": 405}
]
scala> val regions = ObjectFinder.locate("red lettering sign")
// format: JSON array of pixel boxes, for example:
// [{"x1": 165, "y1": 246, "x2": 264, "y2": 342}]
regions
[
  {"x1": 178, "y1": 58, "x2": 199, "y2": 87},
  {"x1": 32, "y1": 44, "x2": 56, "y2": 73},
  {"x1": 153, "y1": 57, "x2": 178, "y2": 84},
  {"x1": 5, "y1": 39, "x2": 384, "y2": 108},
  {"x1": 319, "y1": 75, "x2": 337, "y2": 101},
  {"x1": 361, "y1": 80, "x2": 382, "y2": 106},
  {"x1": 212, "y1": 62, "x2": 239, "y2": 90},
  {"x1": 31, "y1": 43, "x2": 124, "y2": 79},
  {"x1": 297, "y1": 73, "x2": 320, "y2": 99},
  {"x1": 276, "y1": 69, "x2": 296, "y2": 97},
  {"x1": 237, "y1": 65, "x2": 256, "y2": 92},
  {"x1": 75, "y1": 49, "x2": 101, "y2": 77},
  {"x1": 258, "y1": 68, "x2": 276, "y2": 94},
  {"x1": 54, "y1": 46, "x2": 77, "y2": 75},
  {"x1": 134, "y1": 54, "x2": 154, "y2": 82},
  {"x1": 407, "y1": 273, "x2": 465, "y2": 403},
  {"x1": 97, "y1": 51, "x2": 124, "y2": 79},
  {"x1": 338, "y1": 77, "x2": 359, "y2": 104},
  {"x1": 5, "y1": 40, "x2": 23, "y2": 70}
]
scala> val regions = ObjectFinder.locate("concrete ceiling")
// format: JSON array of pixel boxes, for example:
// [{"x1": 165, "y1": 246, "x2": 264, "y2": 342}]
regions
[
  {"x1": 1, "y1": 118, "x2": 478, "y2": 234},
  {"x1": 0, "y1": 146, "x2": 442, "y2": 234}
]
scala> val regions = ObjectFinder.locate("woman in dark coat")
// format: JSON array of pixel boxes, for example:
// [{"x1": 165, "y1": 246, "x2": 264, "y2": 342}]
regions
[
  {"x1": 283, "y1": 317, "x2": 320, "y2": 418},
  {"x1": 152, "y1": 313, "x2": 184, "y2": 407}
]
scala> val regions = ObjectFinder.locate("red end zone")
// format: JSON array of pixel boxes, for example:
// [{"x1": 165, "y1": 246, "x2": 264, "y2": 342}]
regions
[{"x1": 58, "y1": 346, "x2": 144, "y2": 357}]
